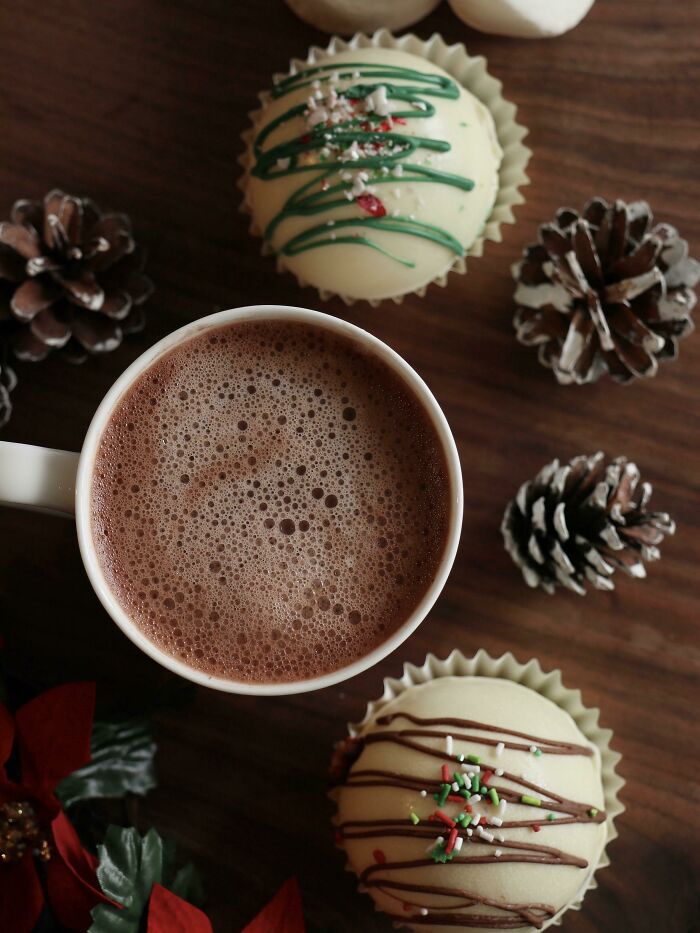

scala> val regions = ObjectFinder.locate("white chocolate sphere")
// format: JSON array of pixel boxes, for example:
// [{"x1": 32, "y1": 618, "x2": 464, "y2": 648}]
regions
[
  {"x1": 285, "y1": 0, "x2": 443, "y2": 35},
  {"x1": 335, "y1": 676, "x2": 607, "y2": 932},
  {"x1": 448, "y1": 0, "x2": 595, "y2": 38},
  {"x1": 244, "y1": 47, "x2": 502, "y2": 302}
]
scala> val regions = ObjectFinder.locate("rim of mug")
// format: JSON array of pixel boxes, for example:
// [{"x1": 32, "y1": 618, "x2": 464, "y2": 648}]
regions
[{"x1": 75, "y1": 305, "x2": 463, "y2": 696}]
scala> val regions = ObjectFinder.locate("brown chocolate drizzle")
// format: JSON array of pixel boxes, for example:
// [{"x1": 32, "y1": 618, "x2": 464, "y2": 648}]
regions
[{"x1": 336, "y1": 713, "x2": 605, "y2": 929}]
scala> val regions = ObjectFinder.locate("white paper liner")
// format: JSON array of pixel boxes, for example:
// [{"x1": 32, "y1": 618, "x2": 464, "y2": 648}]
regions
[
  {"x1": 331, "y1": 649, "x2": 624, "y2": 931},
  {"x1": 238, "y1": 30, "x2": 532, "y2": 306}
]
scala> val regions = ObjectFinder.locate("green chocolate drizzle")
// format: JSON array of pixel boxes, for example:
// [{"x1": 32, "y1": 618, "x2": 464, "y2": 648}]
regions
[{"x1": 251, "y1": 61, "x2": 477, "y2": 267}]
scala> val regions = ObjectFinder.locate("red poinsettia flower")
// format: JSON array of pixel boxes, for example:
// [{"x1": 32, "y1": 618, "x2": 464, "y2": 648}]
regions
[
  {"x1": 0, "y1": 682, "x2": 114, "y2": 932},
  {"x1": 148, "y1": 884, "x2": 214, "y2": 933}
]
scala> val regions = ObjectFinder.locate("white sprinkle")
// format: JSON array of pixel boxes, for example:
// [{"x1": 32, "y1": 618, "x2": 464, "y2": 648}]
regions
[
  {"x1": 495, "y1": 768, "x2": 504, "y2": 777},
  {"x1": 496, "y1": 833, "x2": 505, "y2": 842},
  {"x1": 350, "y1": 175, "x2": 367, "y2": 197},
  {"x1": 392, "y1": 209, "x2": 400, "y2": 217},
  {"x1": 314, "y1": 89, "x2": 324, "y2": 100},
  {"x1": 471, "y1": 765, "x2": 481, "y2": 773},
  {"x1": 320, "y1": 147, "x2": 330, "y2": 158},
  {"x1": 420, "y1": 908, "x2": 429, "y2": 917},
  {"x1": 452, "y1": 782, "x2": 460, "y2": 793},
  {"x1": 306, "y1": 95, "x2": 317, "y2": 110},
  {"x1": 341, "y1": 171, "x2": 353, "y2": 181},
  {"x1": 326, "y1": 220, "x2": 335, "y2": 227},
  {"x1": 344, "y1": 191, "x2": 354, "y2": 201},
  {"x1": 352, "y1": 70, "x2": 360, "y2": 78},
  {"x1": 466, "y1": 828, "x2": 473, "y2": 837},
  {"x1": 392, "y1": 164, "x2": 404, "y2": 177},
  {"x1": 446, "y1": 734, "x2": 454, "y2": 756},
  {"x1": 471, "y1": 815, "x2": 480, "y2": 827},
  {"x1": 381, "y1": 165, "x2": 390, "y2": 175},
  {"x1": 495, "y1": 849, "x2": 502, "y2": 858},
  {"x1": 471, "y1": 795, "x2": 482, "y2": 804},
  {"x1": 307, "y1": 107, "x2": 328, "y2": 127},
  {"x1": 311, "y1": 79, "x2": 321, "y2": 89},
  {"x1": 276, "y1": 157, "x2": 290, "y2": 170},
  {"x1": 425, "y1": 841, "x2": 436, "y2": 854},
  {"x1": 496, "y1": 742, "x2": 505, "y2": 757},
  {"x1": 330, "y1": 234, "x2": 336, "y2": 241},
  {"x1": 454, "y1": 836, "x2": 464, "y2": 853},
  {"x1": 437, "y1": 836, "x2": 445, "y2": 845},
  {"x1": 409, "y1": 213, "x2": 416, "y2": 220},
  {"x1": 420, "y1": 790, "x2": 427, "y2": 798},
  {"x1": 498, "y1": 800, "x2": 507, "y2": 817},
  {"x1": 478, "y1": 828, "x2": 494, "y2": 843},
  {"x1": 530, "y1": 745, "x2": 538, "y2": 754},
  {"x1": 490, "y1": 817, "x2": 503, "y2": 827},
  {"x1": 365, "y1": 85, "x2": 393, "y2": 117}
]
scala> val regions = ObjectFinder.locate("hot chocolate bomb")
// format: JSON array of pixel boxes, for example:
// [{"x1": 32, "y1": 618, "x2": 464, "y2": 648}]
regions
[
  {"x1": 245, "y1": 47, "x2": 503, "y2": 302},
  {"x1": 334, "y1": 677, "x2": 607, "y2": 931}
]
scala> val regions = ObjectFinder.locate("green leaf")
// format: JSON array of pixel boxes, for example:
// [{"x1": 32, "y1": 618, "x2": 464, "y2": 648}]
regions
[
  {"x1": 56, "y1": 718, "x2": 157, "y2": 808},
  {"x1": 89, "y1": 825, "x2": 204, "y2": 933}
]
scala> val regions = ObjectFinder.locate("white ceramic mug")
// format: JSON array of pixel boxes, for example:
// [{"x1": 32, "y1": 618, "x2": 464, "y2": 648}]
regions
[{"x1": 0, "y1": 305, "x2": 463, "y2": 695}]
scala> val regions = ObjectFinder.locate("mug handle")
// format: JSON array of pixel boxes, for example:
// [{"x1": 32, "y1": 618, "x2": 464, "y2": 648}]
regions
[{"x1": 0, "y1": 441, "x2": 80, "y2": 517}]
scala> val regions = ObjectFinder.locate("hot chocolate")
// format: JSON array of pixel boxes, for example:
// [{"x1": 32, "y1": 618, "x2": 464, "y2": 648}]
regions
[{"x1": 90, "y1": 319, "x2": 451, "y2": 683}]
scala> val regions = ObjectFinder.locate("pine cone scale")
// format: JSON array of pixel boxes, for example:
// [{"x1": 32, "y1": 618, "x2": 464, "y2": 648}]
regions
[
  {"x1": 0, "y1": 222, "x2": 41, "y2": 260},
  {"x1": 10, "y1": 279, "x2": 59, "y2": 321}
]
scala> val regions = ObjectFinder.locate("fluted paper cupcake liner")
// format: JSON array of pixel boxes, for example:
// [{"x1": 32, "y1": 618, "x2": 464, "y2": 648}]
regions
[
  {"x1": 239, "y1": 30, "x2": 532, "y2": 306},
  {"x1": 331, "y1": 649, "x2": 624, "y2": 931}
]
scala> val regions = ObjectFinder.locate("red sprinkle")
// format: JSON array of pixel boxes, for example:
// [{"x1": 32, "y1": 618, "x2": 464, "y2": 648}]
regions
[
  {"x1": 403, "y1": 903, "x2": 411, "y2": 913},
  {"x1": 300, "y1": 134, "x2": 311, "y2": 144},
  {"x1": 373, "y1": 848, "x2": 387, "y2": 863},
  {"x1": 447, "y1": 795, "x2": 465, "y2": 804},
  {"x1": 393, "y1": 117, "x2": 407, "y2": 124},
  {"x1": 532, "y1": 824, "x2": 541, "y2": 833},
  {"x1": 445, "y1": 828, "x2": 459, "y2": 855},
  {"x1": 380, "y1": 119, "x2": 392, "y2": 132},
  {"x1": 482, "y1": 770, "x2": 493, "y2": 786},
  {"x1": 334, "y1": 831, "x2": 343, "y2": 845},
  {"x1": 441, "y1": 765, "x2": 451, "y2": 783},
  {"x1": 463, "y1": 805, "x2": 473, "y2": 813},
  {"x1": 435, "y1": 810, "x2": 456, "y2": 828},
  {"x1": 356, "y1": 194, "x2": 387, "y2": 218}
]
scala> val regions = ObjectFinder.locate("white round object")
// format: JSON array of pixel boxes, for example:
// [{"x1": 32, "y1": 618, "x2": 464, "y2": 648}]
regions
[
  {"x1": 285, "y1": 0, "x2": 442, "y2": 35},
  {"x1": 335, "y1": 676, "x2": 607, "y2": 931},
  {"x1": 245, "y1": 47, "x2": 502, "y2": 302},
  {"x1": 448, "y1": 0, "x2": 595, "y2": 38}
]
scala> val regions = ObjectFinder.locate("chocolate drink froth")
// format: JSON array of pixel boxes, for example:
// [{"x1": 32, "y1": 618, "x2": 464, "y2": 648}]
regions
[{"x1": 90, "y1": 319, "x2": 451, "y2": 683}]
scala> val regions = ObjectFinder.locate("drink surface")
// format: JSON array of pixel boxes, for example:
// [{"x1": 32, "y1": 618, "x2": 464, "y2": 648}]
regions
[{"x1": 91, "y1": 319, "x2": 451, "y2": 683}]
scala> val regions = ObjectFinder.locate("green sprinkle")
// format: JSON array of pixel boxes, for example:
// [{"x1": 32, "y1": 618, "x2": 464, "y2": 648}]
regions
[
  {"x1": 589, "y1": 808, "x2": 598, "y2": 819},
  {"x1": 410, "y1": 812, "x2": 420, "y2": 825},
  {"x1": 479, "y1": 785, "x2": 488, "y2": 795},
  {"x1": 467, "y1": 755, "x2": 481, "y2": 765},
  {"x1": 431, "y1": 841, "x2": 456, "y2": 864},
  {"x1": 534, "y1": 748, "x2": 542, "y2": 758},
  {"x1": 453, "y1": 772, "x2": 465, "y2": 788},
  {"x1": 521, "y1": 795, "x2": 542, "y2": 807},
  {"x1": 461, "y1": 789, "x2": 471, "y2": 800},
  {"x1": 459, "y1": 121, "x2": 468, "y2": 127},
  {"x1": 470, "y1": 775, "x2": 480, "y2": 792},
  {"x1": 438, "y1": 783, "x2": 450, "y2": 806},
  {"x1": 489, "y1": 788, "x2": 500, "y2": 807},
  {"x1": 460, "y1": 813, "x2": 472, "y2": 828},
  {"x1": 547, "y1": 813, "x2": 556, "y2": 822}
]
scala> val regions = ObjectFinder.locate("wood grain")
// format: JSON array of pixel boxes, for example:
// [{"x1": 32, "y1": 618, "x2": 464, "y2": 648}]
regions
[{"x1": 1, "y1": 0, "x2": 699, "y2": 930}]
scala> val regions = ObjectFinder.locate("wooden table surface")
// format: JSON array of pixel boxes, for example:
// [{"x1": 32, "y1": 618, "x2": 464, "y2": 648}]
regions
[{"x1": 1, "y1": 0, "x2": 699, "y2": 930}]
